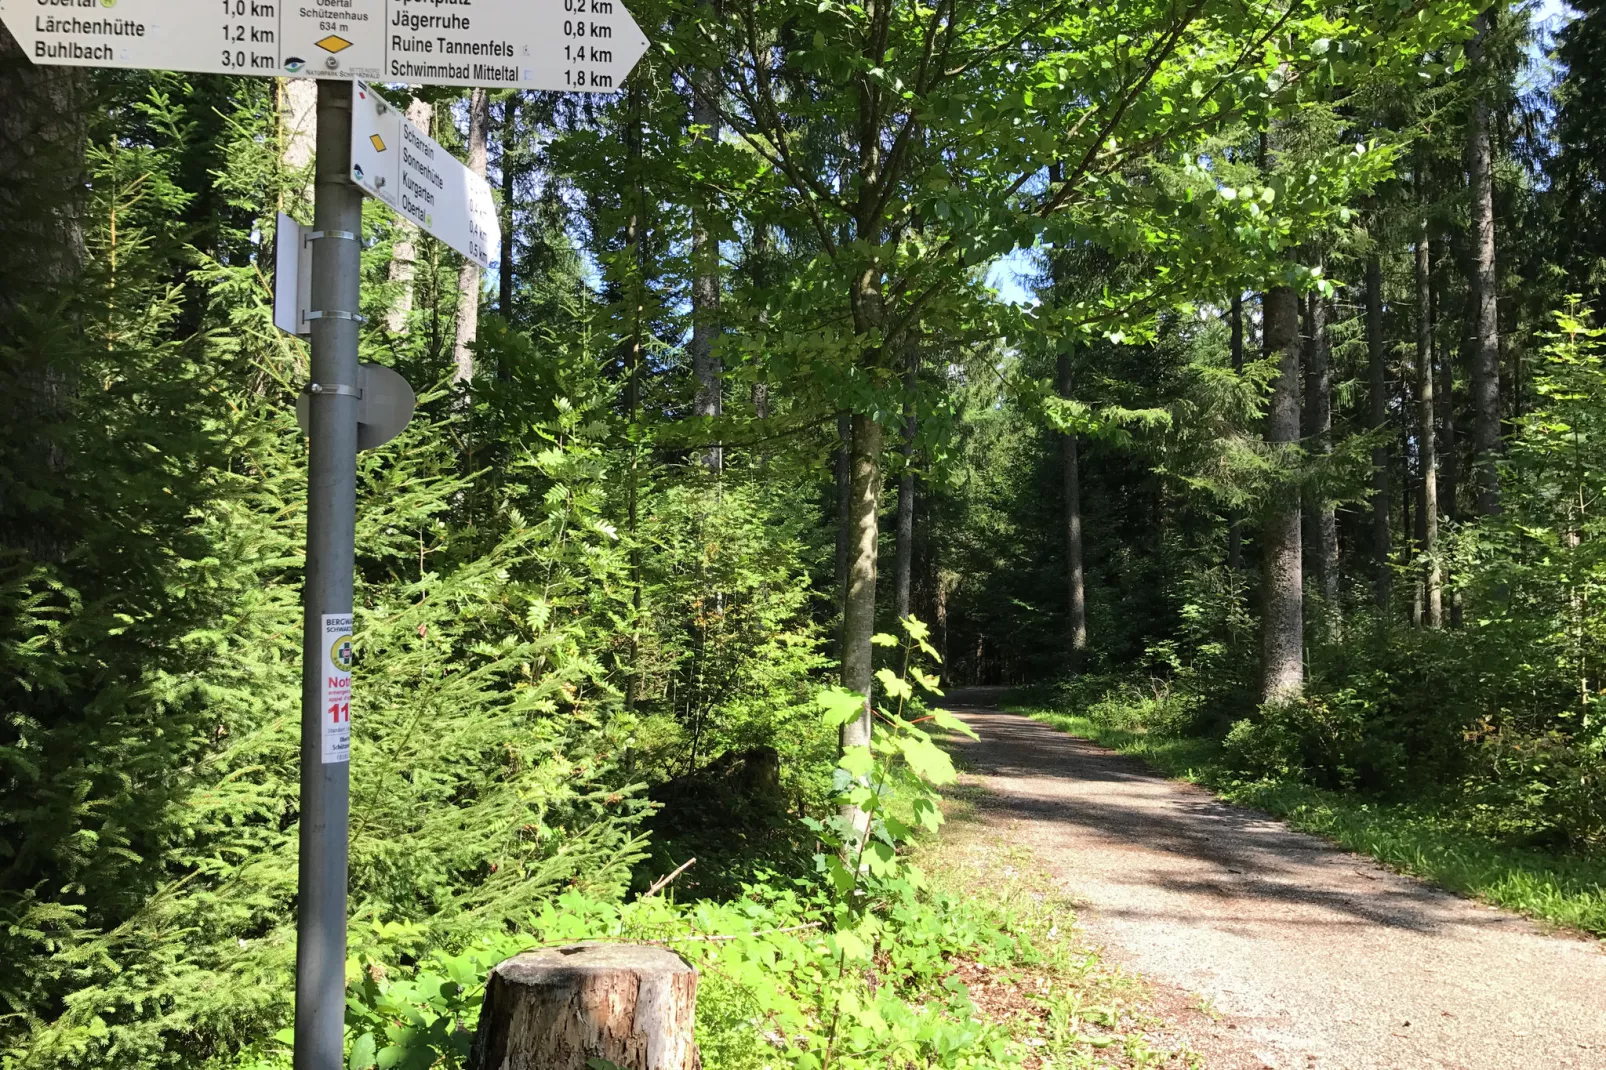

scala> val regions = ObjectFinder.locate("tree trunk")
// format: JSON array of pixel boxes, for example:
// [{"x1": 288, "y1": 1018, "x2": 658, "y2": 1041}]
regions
[
  {"x1": 623, "y1": 84, "x2": 647, "y2": 709},
  {"x1": 279, "y1": 78, "x2": 318, "y2": 215},
  {"x1": 839, "y1": 413, "x2": 884, "y2": 836},
  {"x1": 453, "y1": 88, "x2": 490, "y2": 386},
  {"x1": 1228, "y1": 293, "x2": 1245, "y2": 570},
  {"x1": 470, "y1": 945, "x2": 700, "y2": 1070},
  {"x1": 1433, "y1": 237, "x2": 1463, "y2": 627},
  {"x1": 1261, "y1": 285, "x2": 1304, "y2": 704},
  {"x1": 0, "y1": 35, "x2": 85, "y2": 299},
  {"x1": 893, "y1": 336, "x2": 920, "y2": 620},
  {"x1": 1231, "y1": 294, "x2": 1245, "y2": 374},
  {"x1": 1412, "y1": 462, "x2": 1426, "y2": 627},
  {"x1": 1058, "y1": 351, "x2": 1088, "y2": 666},
  {"x1": 1402, "y1": 369, "x2": 1423, "y2": 627},
  {"x1": 386, "y1": 99, "x2": 433, "y2": 335},
  {"x1": 690, "y1": 81, "x2": 723, "y2": 472},
  {"x1": 1467, "y1": 10, "x2": 1502, "y2": 516},
  {"x1": 1400, "y1": 423, "x2": 1415, "y2": 574},
  {"x1": 1047, "y1": 211, "x2": 1091, "y2": 657},
  {"x1": 834, "y1": 411, "x2": 853, "y2": 610},
  {"x1": 1304, "y1": 286, "x2": 1339, "y2": 622},
  {"x1": 0, "y1": 24, "x2": 86, "y2": 556},
  {"x1": 1435, "y1": 240, "x2": 1458, "y2": 525},
  {"x1": 748, "y1": 224, "x2": 772, "y2": 451},
  {"x1": 1416, "y1": 213, "x2": 1443, "y2": 628},
  {"x1": 499, "y1": 94, "x2": 518, "y2": 318},
  {"x1": 1366, "y1": 254, "x2": 1392, "y2": 607}
]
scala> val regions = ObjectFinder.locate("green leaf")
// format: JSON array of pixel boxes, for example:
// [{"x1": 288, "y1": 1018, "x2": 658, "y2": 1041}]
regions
[
  {"x1": 864, "y1": 840, "x2": 898, "y2": 876},
  {"x1": 899, "y1": 617, "x2": 932, "y2": 643},
  {"x1": 883, "y1": 814, "x2": 915, "y2": 842},
  {"x1": 349, "y1": 1033, "x2": 378, "y2": 1070},
  {"x1": 912, "y1": 796, "x2": 945, "y2": 833},
  {"x1": 871, "y1": 632, "x2": 901, "y2": 648},
  {"x1": 818, "y1": 687, "x2": 867, "y2": 727},
  {"x1": 839, "y1": 745, "x2": 875, "y2": 780},
  {"x1": 833, "y1": 929, "x2": 871, "y2": 962},
  {"x1": 844, "y1": 784, "x2": 877, "y2": 809},
  {"x1": 875, "y1": 667, "x2": 913, "y2": 700},
  {"x1": 928, "y1": 707, "x2": 979, "y2": 740},
  {"x1": 824, "y1": 854, "x2": 857, "y2": 894},
  {"x1": 897, "y1": 737, "x2": 957, "y2": 784}
]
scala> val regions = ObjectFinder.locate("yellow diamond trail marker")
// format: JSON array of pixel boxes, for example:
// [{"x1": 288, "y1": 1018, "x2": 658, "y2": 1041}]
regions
[
  {"x1": 0, "y1": 0, "x2": 649, "y2": 91},
  {"x1": 369, "y1": 134, "x2": 387, "y2": 154}
]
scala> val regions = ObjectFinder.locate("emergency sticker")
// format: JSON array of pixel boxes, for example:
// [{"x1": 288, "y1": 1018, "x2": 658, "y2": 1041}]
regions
[{"x1": 322, "y1": 615, "x2": 353, "y2": 764}]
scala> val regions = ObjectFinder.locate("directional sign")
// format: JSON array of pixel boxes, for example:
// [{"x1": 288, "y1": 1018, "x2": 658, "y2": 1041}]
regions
[
  {"x1": 0, "y1": 0, "x2": 648, "y2": 91},
  {"x1": 350, "y1": 83, "x2": 499, "y2": 269},
  {"x1": 295, "y1": 363, "x2": 418, "y2": 452},
  {"x1": 274, "y1": 213, "x2": 314, "y2": 336}
]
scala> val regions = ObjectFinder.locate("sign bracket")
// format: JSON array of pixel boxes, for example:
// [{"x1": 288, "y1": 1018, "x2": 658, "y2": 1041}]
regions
[{"x1": 305, "y1": 383, "x2": 362, "y2": 399}]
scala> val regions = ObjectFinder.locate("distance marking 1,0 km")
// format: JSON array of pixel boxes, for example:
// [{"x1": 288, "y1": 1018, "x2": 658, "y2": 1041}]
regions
[{"x1": 0, "y1": 0, "x2": 650, "y2": 91}]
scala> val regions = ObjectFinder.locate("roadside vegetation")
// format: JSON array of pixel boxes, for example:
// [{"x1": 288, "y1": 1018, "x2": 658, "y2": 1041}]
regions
[
  {"x1": 232, "y1": 625, "x2": 1189, "y2": 1070},
  {"x1": 1013, "y1": 677, "x2": 1606, "y2": 937}
]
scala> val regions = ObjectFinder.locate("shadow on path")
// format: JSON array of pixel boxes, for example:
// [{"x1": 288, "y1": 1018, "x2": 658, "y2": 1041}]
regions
[{"x1": 940, "y1": 693, "x2": 1606, "y2": 1070}]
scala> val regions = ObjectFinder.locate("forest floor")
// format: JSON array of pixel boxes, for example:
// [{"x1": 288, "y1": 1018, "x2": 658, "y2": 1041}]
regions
[{"x1": 940, "y1": 688, "x2": 1606, "y2": 1070}]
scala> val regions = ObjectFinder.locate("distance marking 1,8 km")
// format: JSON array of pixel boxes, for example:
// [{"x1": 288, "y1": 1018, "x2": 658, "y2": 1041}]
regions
[{"x1": 0, "y1": 0, "x2": 649, "y2": 91}]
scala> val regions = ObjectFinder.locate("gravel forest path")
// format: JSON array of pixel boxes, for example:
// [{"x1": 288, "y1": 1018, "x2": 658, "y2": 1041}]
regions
[{"x1": 942, "y1": 690, "x2": 1606, "y2": 1070}]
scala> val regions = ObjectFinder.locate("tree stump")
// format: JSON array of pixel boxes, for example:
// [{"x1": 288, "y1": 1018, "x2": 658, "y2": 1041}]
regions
[
  {"x1": 469, "y1": 943, "x2": 700, "y2": 1070},
  {"x1": 736, "y1": 746, "x2": 781, "y2": 798}
]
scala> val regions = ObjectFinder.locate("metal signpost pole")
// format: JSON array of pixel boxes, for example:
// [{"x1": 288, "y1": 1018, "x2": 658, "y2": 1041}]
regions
[{"x1": 296, "y1": 79, "x2": 362, "y2": 1070}]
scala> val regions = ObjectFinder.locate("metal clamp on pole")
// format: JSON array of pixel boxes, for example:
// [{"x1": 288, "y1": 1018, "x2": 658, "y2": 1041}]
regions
[
  {"x1": 304, "y1": 229, "x2": 360, "y2": 245},
  {"x1": 304, "y1": 310, "x2": 368, "y2": 324},
  {"x1": 304, "y1": 382, "x2": 363, "y2": 399}
]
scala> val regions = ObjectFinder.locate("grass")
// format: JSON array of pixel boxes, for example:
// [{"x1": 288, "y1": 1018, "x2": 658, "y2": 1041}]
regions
[{"x1": 1009, "y1": 695, "x2": 1606, "y2": 939}]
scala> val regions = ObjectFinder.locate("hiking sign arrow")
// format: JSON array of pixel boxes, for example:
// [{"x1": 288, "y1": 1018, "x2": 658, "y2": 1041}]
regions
[{"x1": 0, "y1": 0, "x2": 649, "y2": 91}]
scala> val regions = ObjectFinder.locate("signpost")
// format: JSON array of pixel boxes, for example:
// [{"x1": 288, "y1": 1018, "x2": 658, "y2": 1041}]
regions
[
  {"x1": 0, "y1": 3, "x2": 649, "y2": 1067},
  {"x1": 0, "y1": 0, "x2": 649, "y2": 91}
]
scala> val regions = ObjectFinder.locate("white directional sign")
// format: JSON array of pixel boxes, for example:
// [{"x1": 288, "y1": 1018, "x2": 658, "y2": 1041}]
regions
[
  {"x1": 351, "y1": 83, "x2": 499, "y2": 269},
  {"x1": 274, "y1": 212, "x2": 314, "y2": 335},
  {"x1": 0, "y1": 0, "x2": 648, "y2": 91}
]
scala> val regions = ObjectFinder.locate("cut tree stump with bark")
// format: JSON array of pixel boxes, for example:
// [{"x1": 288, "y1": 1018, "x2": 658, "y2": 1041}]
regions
[{"x1": 469, "y1": 944, "x2": 701, "y2": 1070}]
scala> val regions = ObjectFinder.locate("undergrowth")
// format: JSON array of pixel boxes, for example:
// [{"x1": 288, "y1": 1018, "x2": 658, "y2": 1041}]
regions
[
  {"x1": 233, "y1": 622, "x2": 1195, "y2": 1070},
  {"x1": 235, "y1": 866, "x2": 1194, "y2": 1070},
  {"x1": 1010, "y1": 679, "x2": 1606, "y2": 938}
]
